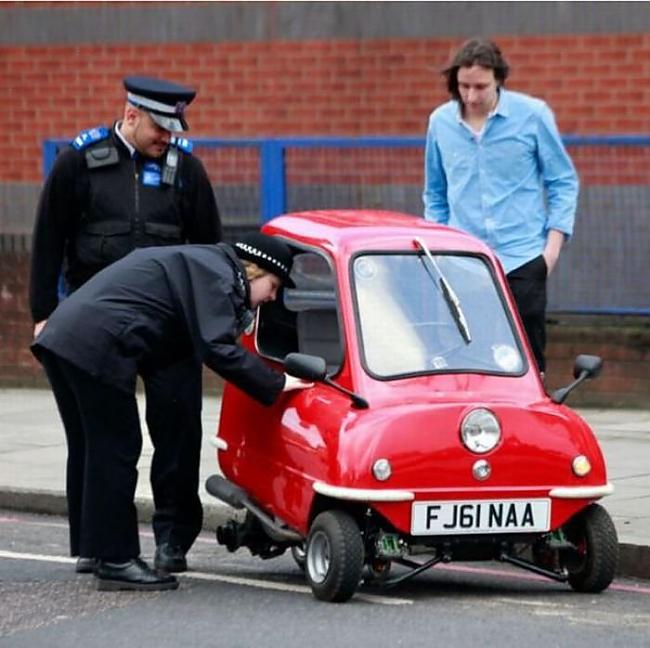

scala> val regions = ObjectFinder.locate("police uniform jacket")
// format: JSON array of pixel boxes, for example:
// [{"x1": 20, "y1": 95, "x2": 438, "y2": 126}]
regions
[
  {"x1": 30, "y1": 123, "x2": 222, "y2": 323},
  {"x1": 32, "y1": 244, "x2": 285, "y2": 406}
]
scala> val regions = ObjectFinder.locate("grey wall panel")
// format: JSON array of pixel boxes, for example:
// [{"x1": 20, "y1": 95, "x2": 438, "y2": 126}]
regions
[
  {"x1": 1, "y1": 2, "x2": 649, "y2": 45},
  {"x1": 0, "y1": 181, "x2": 256, "y2": 235},
  {"x1": 547, "y1": 185, "x2": 650, "y2": 312},
  {"x1": 287, "y1": 183, "x2": 650, "y2": 313},
  {"x1": 3, "y1": 180, "x2": 648, "y2": 312},
  {"x1": 0, "y1": 182, "x2": 40, "y2": 235}
]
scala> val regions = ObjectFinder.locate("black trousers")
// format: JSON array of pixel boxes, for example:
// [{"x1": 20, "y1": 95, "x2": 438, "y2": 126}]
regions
[
  {"x1": 506, "y1": 254, "x2": 548, "y2": 373},
  {"x1": 40, "y1": 351, "x2": 142, "y2": 559},
  {"x1": 41, "y1": 351, "x2": 204, "y2": 558},
  {"x1": 144, "y1": 357, "x2": 203, "y2": 553}
]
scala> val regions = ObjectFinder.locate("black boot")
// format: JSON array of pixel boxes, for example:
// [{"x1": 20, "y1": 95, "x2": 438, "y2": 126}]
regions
[{"x1": 154, "y1": 543, "x2": 188, "y2": 573}]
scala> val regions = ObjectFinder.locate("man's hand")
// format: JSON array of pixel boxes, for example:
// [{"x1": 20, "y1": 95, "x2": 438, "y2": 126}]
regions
[
  {"x1": 282, "y1": 374, "x2": 314, "y2": 392},
  {"x1": 542, "y1": 229, "x2": 565, "y2": 276},
  {"x1": 33, "y1": 320, "x2": 47, "y2": 338}
]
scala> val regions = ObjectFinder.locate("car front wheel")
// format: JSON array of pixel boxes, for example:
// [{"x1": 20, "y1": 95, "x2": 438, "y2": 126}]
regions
[
  {"x1": 305, "y1": 510, "x2": 364, "y2": 602},
  {"x1": 563, "y1": 503, "x2": 618, "y2": 593}
]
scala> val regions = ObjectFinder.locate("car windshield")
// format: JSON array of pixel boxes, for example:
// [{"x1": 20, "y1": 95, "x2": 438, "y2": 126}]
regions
[{"x1": 352, "y1": 253, "x2": 525, "y2": 377}]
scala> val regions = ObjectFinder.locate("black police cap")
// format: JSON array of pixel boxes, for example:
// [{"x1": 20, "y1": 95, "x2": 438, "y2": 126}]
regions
[
  {"x1": 234, "y1": 233, "x2": 295, "y2": 288},
  {"x1": 124, "y1": 76, "x2": 196, "y2": 132}
]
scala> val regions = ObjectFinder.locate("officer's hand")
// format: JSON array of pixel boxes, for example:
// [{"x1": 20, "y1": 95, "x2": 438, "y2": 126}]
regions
[
  {"x1": 282, "y1": 374, "x2": 314, "y2": 392},
  {"x1": 33, "y1": 320, "x2": 47, "y2": 338}
]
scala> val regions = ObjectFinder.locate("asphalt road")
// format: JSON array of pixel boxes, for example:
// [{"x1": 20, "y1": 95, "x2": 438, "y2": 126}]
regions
[{"x1": 1, "y1": 510, "x2": 649, "y2": 648}]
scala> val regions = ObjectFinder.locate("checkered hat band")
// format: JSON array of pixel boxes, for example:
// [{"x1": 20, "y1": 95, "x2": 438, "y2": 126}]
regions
[{"x1": 234, "y1": 242, "x2": 290, "y2": 274}]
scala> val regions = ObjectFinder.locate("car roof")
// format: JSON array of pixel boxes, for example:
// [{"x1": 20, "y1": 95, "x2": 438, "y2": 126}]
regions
[{"x1": 263, "y1": 210, "x2": 495, "y2": 258}]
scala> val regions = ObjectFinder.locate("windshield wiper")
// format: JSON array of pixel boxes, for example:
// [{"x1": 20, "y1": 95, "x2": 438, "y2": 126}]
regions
[{"x1": 413, "y1": 237, "x2": 472, "y2": 344}]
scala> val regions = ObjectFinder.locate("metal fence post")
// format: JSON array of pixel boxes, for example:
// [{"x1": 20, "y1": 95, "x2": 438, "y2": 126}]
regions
[
  {"x1": 43, "y1": 140, "x2": 60, "y2": 178},
  {"x1": 260, "y1": 140, "x2": 286, "y2": 222}
]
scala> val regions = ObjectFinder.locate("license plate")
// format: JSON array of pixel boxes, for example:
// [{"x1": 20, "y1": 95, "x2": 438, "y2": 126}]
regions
[{"x1": 411, "y1": 498, "x2": 551, "y2": 535}]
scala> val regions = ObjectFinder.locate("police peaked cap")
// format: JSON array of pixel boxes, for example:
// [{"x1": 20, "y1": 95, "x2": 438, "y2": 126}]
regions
[
  {"x1": 234, "y1": 233, "x2": 295, "y2": 288},
  {"x1": 124, "y1": 76, "x2": 196, "y2": 132}
]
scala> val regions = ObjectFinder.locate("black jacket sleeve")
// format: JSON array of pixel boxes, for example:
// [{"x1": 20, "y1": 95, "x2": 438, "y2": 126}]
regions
[
  {"x1": 199, "y1": 302, "x2": 286, "y2": 406},
  {"x1": 173, "y1": 251, "x2": 285, "y2": 406},
  {"x1": 181, "y1": 155, "x2": 222, "y2": 244},
  {"x1": 203, "y1": 334, "x2": 286, "y2": 406},
  {"x1": 29, "y1": 148, "x2": 84, "y2": 322}
]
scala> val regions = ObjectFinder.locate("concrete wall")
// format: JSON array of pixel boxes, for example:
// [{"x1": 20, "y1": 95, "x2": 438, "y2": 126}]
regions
[{"x1": 4, "y1": 2, "x2": 650, "y2": 43}]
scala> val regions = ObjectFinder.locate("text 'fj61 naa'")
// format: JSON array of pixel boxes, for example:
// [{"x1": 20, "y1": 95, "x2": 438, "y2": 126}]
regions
[{"x1": 206, "y1": 210, "x2": 617, "y2": 603}]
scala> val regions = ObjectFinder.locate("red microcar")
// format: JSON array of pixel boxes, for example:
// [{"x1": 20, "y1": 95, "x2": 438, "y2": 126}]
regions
[{"x1": 206, "y1": 210, "x2": 618, "y2": 602}]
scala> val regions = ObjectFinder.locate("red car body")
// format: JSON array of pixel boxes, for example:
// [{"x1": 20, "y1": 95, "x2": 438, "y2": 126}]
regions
[{"x1": 210, "y1": 210, "x2": 616, "y2": 601}]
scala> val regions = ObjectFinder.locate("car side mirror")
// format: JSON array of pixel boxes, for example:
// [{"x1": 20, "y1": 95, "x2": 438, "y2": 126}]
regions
[
  {"x1": 551, "y1": 354, "x2": 603, "y2": 404},
  {"x1": 284, "y1": 352, "x2": 369, "y2": 409},
  {"x1": 284, "y1": 353, "x2": 327, "y2": 382},
  {"x1": 573, "y1": 354, "x2": 603, "y2": 380}
]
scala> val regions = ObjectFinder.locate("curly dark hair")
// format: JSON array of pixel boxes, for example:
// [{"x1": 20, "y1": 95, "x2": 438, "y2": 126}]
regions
[{"x1": 443, "y1": 39, "x2": 510, "y2": 102}]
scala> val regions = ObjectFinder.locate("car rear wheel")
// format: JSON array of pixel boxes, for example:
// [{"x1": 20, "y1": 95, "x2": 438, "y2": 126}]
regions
[
  {"x1": 305, "y1": 510, "x2": 364, "y2": 602},
  {"x1": 563, "y1": 503, "x2": 618, "y2": 593}
]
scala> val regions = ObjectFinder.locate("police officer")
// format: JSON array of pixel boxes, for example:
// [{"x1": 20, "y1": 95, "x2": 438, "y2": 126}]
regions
[
  {"x1": 29, "y1": 76, "x2": 221, "y2": 574},
  {"x1": 32, "y1": 233, "x2": 311, "y2": 591}
]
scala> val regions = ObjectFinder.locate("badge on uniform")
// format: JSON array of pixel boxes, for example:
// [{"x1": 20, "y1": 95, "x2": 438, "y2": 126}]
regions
[
  {"x1": 72, "y1": 126, "x2": 110, "y2": 150},
  {"x1": 171, "y1": 135, "x2": 193, "y2": 154},
  {"x1": 141, "y1": 161, "x2": 162, "y2": 187}
]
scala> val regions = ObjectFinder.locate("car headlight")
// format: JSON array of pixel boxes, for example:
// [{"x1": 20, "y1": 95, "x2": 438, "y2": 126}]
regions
[{"x1": 461, "y1": 408, "x2": 501, "y2": 454}]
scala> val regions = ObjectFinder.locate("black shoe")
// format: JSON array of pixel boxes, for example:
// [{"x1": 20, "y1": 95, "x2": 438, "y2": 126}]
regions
[
  {"x1": 154, "y1": 543, "x2": 187, "y2": 573},
  {"x1": 95, "y1": 557, "x2": 179, "y2": 591},
  {"x1": 75, "y1": 557, "x2": 98, "y2": 574}
]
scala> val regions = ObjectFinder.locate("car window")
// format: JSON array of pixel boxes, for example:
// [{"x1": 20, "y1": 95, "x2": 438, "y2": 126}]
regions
[
  {"x1": 352, "y1": 253, "x2": 525, "y2": 377},
  {"x1": 257, "y1": 251, "x2": 344, "y2": 375}
]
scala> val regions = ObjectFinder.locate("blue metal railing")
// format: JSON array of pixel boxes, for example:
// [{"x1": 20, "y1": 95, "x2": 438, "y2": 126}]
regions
[
  {"x1": 44, "y1": 135, "x2": 426, "y2": 222},
  {"x1": 45, "y1": 134, "x2": 650, "y2": 223},
  {"x1": 43, "y1": 134, "x2": 650, "y2": 315}
]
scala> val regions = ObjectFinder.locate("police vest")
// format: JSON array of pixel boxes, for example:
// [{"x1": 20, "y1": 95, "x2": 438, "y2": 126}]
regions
[{"x1": 71, "y1": 126, "x2": 193, "y2": 273}]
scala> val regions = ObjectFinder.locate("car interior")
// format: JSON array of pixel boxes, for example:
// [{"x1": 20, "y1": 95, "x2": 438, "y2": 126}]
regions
[{"x1": 256, "y1": 249, "x2": 344, "y2": 376}]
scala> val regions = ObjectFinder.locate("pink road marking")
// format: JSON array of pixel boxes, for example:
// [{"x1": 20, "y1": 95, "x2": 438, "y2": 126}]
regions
[{"x1": 436, "y1": 563, "x2": 650, "y2": 594}]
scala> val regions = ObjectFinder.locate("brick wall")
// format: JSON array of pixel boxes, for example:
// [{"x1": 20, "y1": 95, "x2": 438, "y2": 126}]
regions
[
  {"x1": 3, "y1": 33, "x2": 650, "y2": 184},
  {"x1": 545, "y1": 318, "x2": 650, "y2": 407},
  {"x1": 0, "y1": 249, "x2": 39, "y2": 386}
]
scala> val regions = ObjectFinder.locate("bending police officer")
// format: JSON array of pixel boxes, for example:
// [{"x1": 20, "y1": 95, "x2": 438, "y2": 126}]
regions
[
  {"x1": 29, "y1": 76, "x2": 221, "y2": 573},
  {"x1": 32, "y1": 233, "x2": 312, "y2": 591}
]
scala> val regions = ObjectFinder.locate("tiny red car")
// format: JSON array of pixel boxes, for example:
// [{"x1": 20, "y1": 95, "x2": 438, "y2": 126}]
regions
[{"x1": 206, "y1": 210, "x2": 617, "y2": 602}]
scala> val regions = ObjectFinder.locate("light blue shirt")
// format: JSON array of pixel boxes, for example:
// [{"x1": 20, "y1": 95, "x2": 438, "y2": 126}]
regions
[{"x1": 423, "y1": 89, "x2": 579, "y2": 273}]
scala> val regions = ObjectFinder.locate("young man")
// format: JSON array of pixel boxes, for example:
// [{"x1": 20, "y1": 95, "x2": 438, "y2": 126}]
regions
[
  {"x1": 32, "y1": 233, "x2": 311, "y2": 591},
  {"x1": 30, "y1": 76, "x2": 221, "y2": 574},
  {"x1": 423, "y1": 39, "x2": 579, "y2": 373}
]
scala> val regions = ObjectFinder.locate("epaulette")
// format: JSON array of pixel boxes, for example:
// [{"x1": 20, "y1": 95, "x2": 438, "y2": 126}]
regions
[
  {"x1": 170, "y1": 136, "x2": 193, "y2": 154},
  {"x1": 72, "y1": 126, "x2": 111, "y2": 151}
]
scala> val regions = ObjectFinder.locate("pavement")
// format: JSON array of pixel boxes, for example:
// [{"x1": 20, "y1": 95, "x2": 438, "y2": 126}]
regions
[{"x1": 0, "y1": 388, "x2": 649, "y2": 580}]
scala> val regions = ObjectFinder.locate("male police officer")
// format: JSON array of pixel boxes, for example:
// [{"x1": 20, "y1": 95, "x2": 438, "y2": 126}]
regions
[{"x1": 30, "y1": 76, "x2": 222, "y2": 574}]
